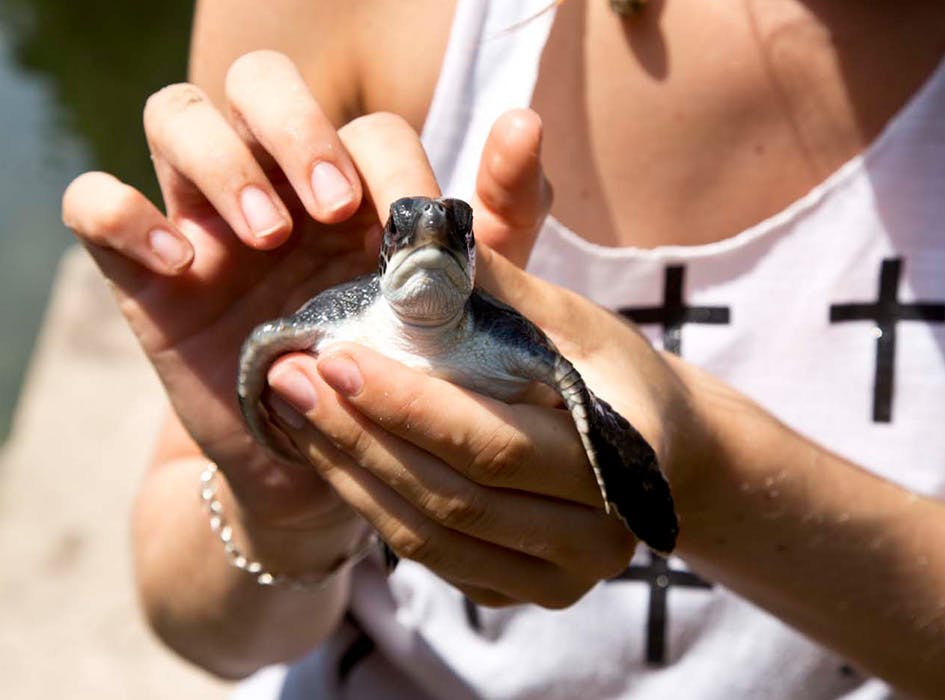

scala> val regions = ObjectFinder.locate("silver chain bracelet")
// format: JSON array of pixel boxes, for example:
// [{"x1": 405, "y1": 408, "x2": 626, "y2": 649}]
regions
[{"x1": 200, "y1": 462, "x2": 377, "y2": 592}]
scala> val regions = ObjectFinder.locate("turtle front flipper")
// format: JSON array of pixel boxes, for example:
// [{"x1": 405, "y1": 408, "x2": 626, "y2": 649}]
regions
[
  {"x1": 551, "y1": 356, "x2": 678, "y2": 554},
  {"x1": 469, "y1": 290, "x2": 678, "y2": 554},
  {"x1": 237, "y1": 319, "x2": 325, "y2": 465}
]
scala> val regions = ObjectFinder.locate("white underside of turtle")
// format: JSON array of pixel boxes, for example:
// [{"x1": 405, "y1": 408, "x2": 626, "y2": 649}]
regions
[{"x1": 237, "y1": 197, "x2": 678, "y2": 554}]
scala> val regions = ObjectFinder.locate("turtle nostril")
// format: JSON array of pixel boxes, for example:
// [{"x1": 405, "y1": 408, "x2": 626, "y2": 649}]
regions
[{"x1": 421, "y1": 201, "x2": 447, "y2": 229}]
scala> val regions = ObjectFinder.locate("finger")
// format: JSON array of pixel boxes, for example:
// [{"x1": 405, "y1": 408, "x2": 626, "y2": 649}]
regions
[
  {"x1": 225, "y1": 51, "x2": 361, "y2": 224},
  {"x1": 472, "y1": 109, "x2": 552, "y2": 267},
  {"x1": 268, "y1": 355, "x2": 634, "y2": 578},
  {"x1": 144, "y1": 83, "x2": 292, "y2": 249},
  {"x1": 268, "y1": 396, "x2": 592, "y2": 607},
  {"x1": 62, "y1": 171, "x2": 194, "y2": 282},
  {"x1": 474, "y1": 243, "x2": 583, "y2": 339},
  {"x1": 338, "y1": 113, "x2": 441, "y2": 223},
  {"x1": 308, "y1": 345, "x2": 605, "y2": 508}
]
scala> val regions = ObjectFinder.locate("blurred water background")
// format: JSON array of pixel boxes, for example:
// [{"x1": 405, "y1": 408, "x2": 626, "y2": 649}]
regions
[
  {"x1": 0, "y1": 3, "x2": 233, "y2": 697},
  {"x1": 0, "y1": 0, "x2": 191, "y2": 444}
]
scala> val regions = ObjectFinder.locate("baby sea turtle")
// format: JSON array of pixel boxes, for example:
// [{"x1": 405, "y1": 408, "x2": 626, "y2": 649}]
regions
[{"x1": 237, "y1": 197, "x2": 678, "y2": 554}]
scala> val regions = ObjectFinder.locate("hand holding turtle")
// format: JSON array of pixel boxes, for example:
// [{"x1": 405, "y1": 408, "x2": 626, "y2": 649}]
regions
[
  {"x1": 264, "y1": 198, "x2": 695, "y2": 609},
  {"x1": 61, "y1": 46, "x2": 557, "y2": 567},
  {"x1": 62, "y1": 50, "x2": 512, "y2": 536}
]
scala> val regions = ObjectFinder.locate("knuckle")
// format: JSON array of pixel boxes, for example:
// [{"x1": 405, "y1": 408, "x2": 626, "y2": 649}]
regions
[
  {"x1": 386, "y1": 390, "x2": 427, "y2": 436},
  {"x1": 344, "y1": 112, "x2": 413, "y2": 134},
  {"x1": 223, "y1": 49, "x2": 292, "y2": 105},
  {"x1": 342, "y1": 111, "x2": 414, "y2": 141},
  {"x1": 144, "y1": 83, "x2": 207, "y2": 134},
  {"x1": 420, "y1": 489, "x2": 486, "y2": 531},
  {"x1": 340, "y1": 423, "x2": 374, "y2": 465},
  {"x1": 466, "y1": 425, "x2": 534, "y2": 485},
  {"x1": 226, "y1": 49, "x2": 292, "y2": 90},
  {"x1": 386, "y1": 522, "x2": 437, "y2": 564}
]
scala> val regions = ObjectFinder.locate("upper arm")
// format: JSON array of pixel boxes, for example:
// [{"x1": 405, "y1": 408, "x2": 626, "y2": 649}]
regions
[{"x1": 188, "y1": 0, "x2": 363, "y2": 126}]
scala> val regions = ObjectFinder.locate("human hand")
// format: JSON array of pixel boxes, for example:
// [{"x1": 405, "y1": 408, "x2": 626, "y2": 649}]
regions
[
  {"x1": 56, "y1": 52, "x2": 412, "y2": 530},
  {"x1": 61, "y1": 51, "x2": 553, "y2": 537},
  {"x1": 266, "y1": 137, "x2": 694, "y2": 609}
]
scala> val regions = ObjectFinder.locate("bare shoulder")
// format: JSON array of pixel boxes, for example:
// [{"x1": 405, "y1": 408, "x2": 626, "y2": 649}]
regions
[
  {"x1": 189, "y1": 0, "x2": 456, "y2": 131},
  {"x1": 350, "y1": 0, "x2": 457, "y2": 132}
]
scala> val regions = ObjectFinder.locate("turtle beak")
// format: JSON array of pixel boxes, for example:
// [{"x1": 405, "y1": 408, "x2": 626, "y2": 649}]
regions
[
  {"x1": 411, "y1": 200, "x2": 467, "y2": 269},
  {"x1": 414, "y1": 199, "x2": 449, "y2": 247}
]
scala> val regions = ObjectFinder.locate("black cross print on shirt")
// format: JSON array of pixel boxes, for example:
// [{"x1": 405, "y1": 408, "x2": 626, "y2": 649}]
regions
[
  {"x1": 830, "y1": 257, "x2": 945, "y2": 423},
  {"x1": 615, "y1": 264, "x2": 719, "y2": 663},
  {"x1": 611, "y1": 550, "x2": 713, "y2": 665},
  {"x1": 619, "y1": 265, "x2": 730, "y2": 356}
]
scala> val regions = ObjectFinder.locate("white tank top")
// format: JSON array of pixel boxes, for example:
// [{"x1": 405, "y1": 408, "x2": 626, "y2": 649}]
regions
[{"x1": 237, "y1": 2, "x2": 945, "y2": 698}]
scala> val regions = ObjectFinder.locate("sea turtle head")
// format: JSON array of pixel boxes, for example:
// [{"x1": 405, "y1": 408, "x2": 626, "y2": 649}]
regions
[{"x1": 379, "y1": 196, "x2": 476, "y2": 326}]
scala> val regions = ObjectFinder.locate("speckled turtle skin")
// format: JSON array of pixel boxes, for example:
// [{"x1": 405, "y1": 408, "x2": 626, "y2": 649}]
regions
[{"x1": 238, "y1": 197, "x2": 678, "y2": 554}]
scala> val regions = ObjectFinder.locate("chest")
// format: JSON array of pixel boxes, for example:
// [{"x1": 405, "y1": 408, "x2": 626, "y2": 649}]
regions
[{"x1": 529, "y1": 0, "x2": 945, "y2": 248}]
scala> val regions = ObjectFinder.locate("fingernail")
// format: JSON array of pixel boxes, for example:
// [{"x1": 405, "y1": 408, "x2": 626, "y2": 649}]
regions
[
  {"x1": 317, "y1": 355, "x2": 363, "y2": 397},
  {"x1": 269, "y1": 364, "x2": 318, "y2": 415},
  {"x1": 147, "y1": 228, "x2": 192, "y2": 270},
  {"x1": 240, "y1": 185, "x2": 286, "y2": 238},
  {"x1": 311, "y1": 162, "x2": 354, "y2": 213},
  {"x1": 268, "y1": 395, "x2": 306, "y2": 429}
]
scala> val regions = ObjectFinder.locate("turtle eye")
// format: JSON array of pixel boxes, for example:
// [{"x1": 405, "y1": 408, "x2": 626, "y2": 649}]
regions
[
  {"x1": 443, "y1": 198, "x2": 473, "y2": 235},
  {"x1": 441, "y1": 198, "x2": 474, "y2": 251},
  {"x1": 378, "y1": 218, "x2": 395, "y2": 273},
  {"x1": 389, "y1": 197, "x2": 425, "y2": 241}
]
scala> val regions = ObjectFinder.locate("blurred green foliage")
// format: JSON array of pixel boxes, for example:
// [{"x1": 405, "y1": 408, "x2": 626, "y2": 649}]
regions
[
  {"x1": 0, "y1": 1, "x2": 194, "y2": 444},
  {"x1": 0, "y1": 0, "x2": 194, "y2": 200}
]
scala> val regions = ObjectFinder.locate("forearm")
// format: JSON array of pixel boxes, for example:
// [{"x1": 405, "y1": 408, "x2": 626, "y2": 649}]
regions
[
  {"x1": 672, "y1": 359, "x2": 945, "y2": 697},
  {"x1": 134, "y1": 455, "x2": 362, "y2": 679}
]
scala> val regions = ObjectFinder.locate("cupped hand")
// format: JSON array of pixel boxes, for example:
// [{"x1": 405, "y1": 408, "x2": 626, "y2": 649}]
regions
[
  {"x1": 61, "y1": 50, "x2": 385, "y2": 528},
  {"x1": 266, "y1": 137, "x2": 695, "y2": 610},
  {"x1": 60, "y1": 50, "x2": 552, "y2": 534}
]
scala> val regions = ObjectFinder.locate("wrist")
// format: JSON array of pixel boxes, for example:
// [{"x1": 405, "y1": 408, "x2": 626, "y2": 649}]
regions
[
  {"x1": 208, "y1": 463, "x2": 371, "y2": 581},
  {"x1": 658, "y1": 355, "x2": 775, "y2": 554}
]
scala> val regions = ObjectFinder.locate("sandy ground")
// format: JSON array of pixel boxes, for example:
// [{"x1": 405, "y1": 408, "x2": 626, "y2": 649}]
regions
[{"x1": 0, "y1": 247, "x2": 232, "y2": 699}]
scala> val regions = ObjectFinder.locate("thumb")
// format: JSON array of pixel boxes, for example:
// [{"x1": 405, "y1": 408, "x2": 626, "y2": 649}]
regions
[
  {"x1": 472, "y1": 109, "x2": 552, "y2": 267},
  {"x1": 475, "y1": 244, "x2": 584, "y2": 339}
]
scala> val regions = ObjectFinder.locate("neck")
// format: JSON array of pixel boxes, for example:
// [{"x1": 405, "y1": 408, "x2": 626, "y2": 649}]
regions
[{"x1": 393, "y1": 303, "x2": 465, "y2": 332}]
